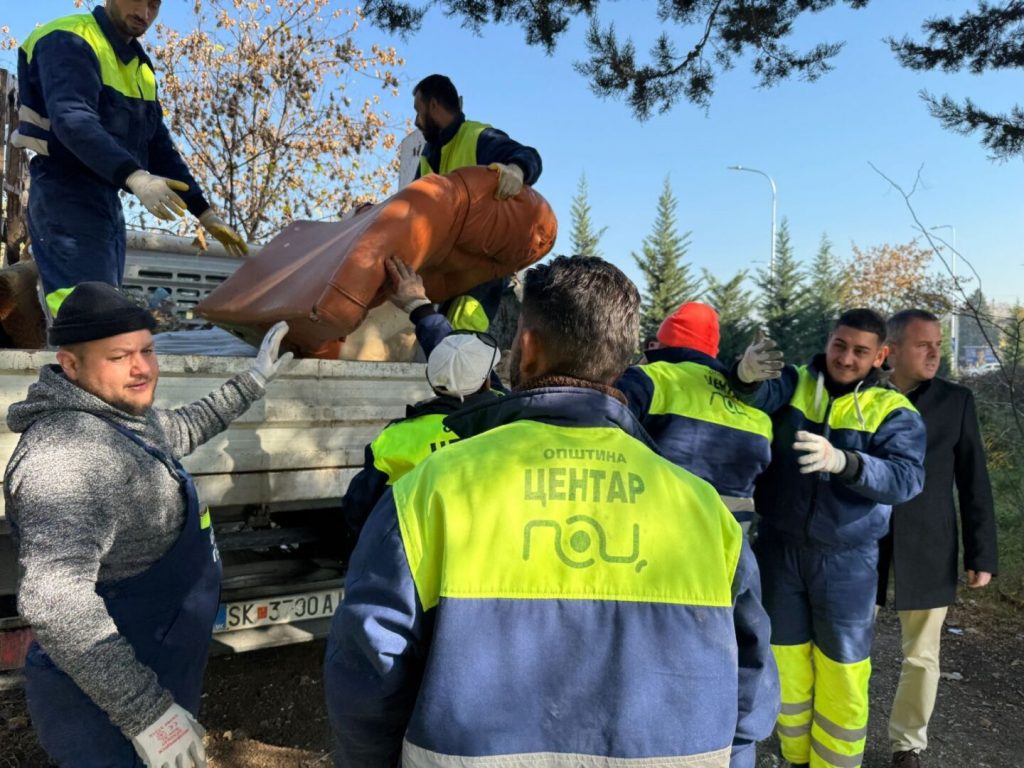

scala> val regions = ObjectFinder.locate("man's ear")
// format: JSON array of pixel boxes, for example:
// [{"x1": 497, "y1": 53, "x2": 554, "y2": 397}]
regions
[
  {"x1": 55, "y1": 349, "x2": 80, "y2": 382},
  {"x1": 873, "y1": 343, "x2": 890, "y2": 369},
  {"x1": 517, "y1": 327, "x2": 544, "y2": 382}
]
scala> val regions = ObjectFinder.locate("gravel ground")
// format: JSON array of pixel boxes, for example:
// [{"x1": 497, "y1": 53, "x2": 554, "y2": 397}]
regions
[{"x1": 2, "y1": 594, "x2": 1021, "y2": 767}]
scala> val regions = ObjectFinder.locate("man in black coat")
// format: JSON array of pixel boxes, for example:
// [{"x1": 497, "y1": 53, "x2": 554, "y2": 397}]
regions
[{"x1": 877, "y1": 309, "x2": 998, "y2": 768}]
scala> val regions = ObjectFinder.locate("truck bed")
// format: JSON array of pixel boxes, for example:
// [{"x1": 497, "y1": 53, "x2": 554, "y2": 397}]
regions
[{"x1": 0, "y1": 350, "x2": 430, "y2": 520}]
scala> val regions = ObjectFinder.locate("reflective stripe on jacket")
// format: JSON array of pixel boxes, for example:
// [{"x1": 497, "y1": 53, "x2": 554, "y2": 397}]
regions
[
  {"x1": 325, "y1": 387, "x2": 779, "y2": 767},
  {"x1": 739, "y1": 357, "x2": 925, "y2": 549},
  {"x1": 618, "y1": 347, "x2": 772, "y2": 500}
]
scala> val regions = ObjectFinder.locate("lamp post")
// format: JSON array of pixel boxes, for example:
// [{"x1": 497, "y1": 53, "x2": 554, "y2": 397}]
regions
[
  {"x1": 931, "y1": 224, "x2": 958, "y2": 375},
  {"x1": 728, "y1": 165, "x2": 777, "y2": 283}
]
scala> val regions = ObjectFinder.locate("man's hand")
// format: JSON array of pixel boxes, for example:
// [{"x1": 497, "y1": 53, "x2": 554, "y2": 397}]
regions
[
  {"x1": 131, "y1": 703, "x2": 207, "y2": 768},
  {"x1": 488, "y1": 162, "x2": 524, "y2": 200},
  {"x1": 385, "y1": 256, "x2": 431, "y2": 314},
  {"x1": 250, "y1": 321, "x2": 294, "y2": 386},
  {"x1": 793, "y1": 431, "x2": 848, "y2": 475},
  {"x1": 199, "y1": 210, "x2": 248, "y2": 258},
  {"x1": 126, "y1": 171, "x2": 189, "y2": 221},
  {"x1": 737, "y1": 328, "x2": 785, "y2": 383},
  {"x1": 966, "y1": 570, "x2": 992, "y2": 589}
]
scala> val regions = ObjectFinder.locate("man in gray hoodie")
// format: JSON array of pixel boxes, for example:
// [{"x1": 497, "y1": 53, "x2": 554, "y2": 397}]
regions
[{"x1": 4, "y1": 282, "x2": 292, "y2": 768}]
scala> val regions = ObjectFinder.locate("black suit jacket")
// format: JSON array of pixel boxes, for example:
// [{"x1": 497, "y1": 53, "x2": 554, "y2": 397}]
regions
[{"x1": 877, "y1": 377, "x2": 998, "y2": 610}]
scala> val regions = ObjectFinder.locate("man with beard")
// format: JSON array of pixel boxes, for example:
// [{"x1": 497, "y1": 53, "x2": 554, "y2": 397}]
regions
[
  {"x1": 324, "y1": 256, "x2": 779, "y2": 768},
  {"x1": 411, "y1": 74, "x2": 542, "y2": 333},
  {"x1": 13, "y1": 0, "x2": 247, "y2": 317},
  {"x1": 731, "y1": 309, "x2": 926, "y2": 768},
  {"x1": 878, "y1": 309, "x2": 997, "y2": 768},
  {"x1": 4, "y1": 283, "x2": 291, "y2": 767}
]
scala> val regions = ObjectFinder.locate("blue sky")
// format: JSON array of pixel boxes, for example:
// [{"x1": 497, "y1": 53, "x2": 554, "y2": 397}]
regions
[{"x1": 5, "y1": 1, "x2": 1023, "y2": 305}]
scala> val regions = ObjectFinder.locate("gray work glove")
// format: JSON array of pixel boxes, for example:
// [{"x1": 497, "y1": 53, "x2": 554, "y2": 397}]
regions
[
  {"x1": 737, "y1": 328, "x2": 785, "y2": 383},
  {"x1": 488, "y1": 162, "x2": 524, "y2": 199},
  {"x1": 126, "y1": 170, "x2": 189, "y2": 221},
  {"x1": 385, "y1": 256, "x2": 432, "y2": 314},
  {"x1": 131, "y1": 702, "x2": 207, "y2": 768},
  {"x1": 250, "y1": 321, "x2": 294, "y2": 386}
]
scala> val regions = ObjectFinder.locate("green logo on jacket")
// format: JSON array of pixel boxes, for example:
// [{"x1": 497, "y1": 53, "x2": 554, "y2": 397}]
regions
[{"x1": 523, "y1": 515, "x2": 648, "y2": 573}]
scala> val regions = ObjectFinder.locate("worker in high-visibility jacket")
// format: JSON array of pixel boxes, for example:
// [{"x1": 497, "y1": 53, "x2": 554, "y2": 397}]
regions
[
  {"x1": 324, "y1": 255, "x2": 779, "y2": 768},
  {"x1": 340, "y1": 331, "x2": 501, "y2": 537},
  {"x1": 412, "y1": 74, "x2": 542, "y2": 333},
  {"x1": 730, "y1": 308, "x2": 926, "y2": 768},
  {"x1": 12, "y1": 0, "x2": 247, "y2": 316},
  {"x1": 617, "y1": 302, "x2": 772, "y2": 534}
]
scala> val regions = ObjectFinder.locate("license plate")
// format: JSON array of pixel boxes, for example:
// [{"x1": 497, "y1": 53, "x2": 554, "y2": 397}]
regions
[{"x1": 213, "y1": 589, "x2": 342, "y2": 633}]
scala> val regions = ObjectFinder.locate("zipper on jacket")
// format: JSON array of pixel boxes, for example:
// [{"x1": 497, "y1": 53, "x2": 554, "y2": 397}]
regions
[{"x1": 803, "y1": 393, "x2": 835, "y2": 542}]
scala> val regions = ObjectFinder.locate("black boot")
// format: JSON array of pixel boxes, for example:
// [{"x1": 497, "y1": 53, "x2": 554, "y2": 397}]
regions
[{"x1": 893, "y1": 750, "x2": 922, "y2": 767}]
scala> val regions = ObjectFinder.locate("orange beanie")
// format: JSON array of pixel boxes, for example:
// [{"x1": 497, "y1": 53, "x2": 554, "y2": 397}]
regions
[{"x1": 656, "y1": 302, "x2": 720, "y2": 357}]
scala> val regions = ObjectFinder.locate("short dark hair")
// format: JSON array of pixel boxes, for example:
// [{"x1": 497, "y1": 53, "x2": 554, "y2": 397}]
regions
[
  {"x1": 413, "y1": 75, "x2": 460, "y2": 113},
  {"x1": 521, "y1": 256, "x2": 640, "y2": 385},
  {"x1": 887, "y1": 309, "x2": 940, "y2": 344},
  {"x1": 834, "y1": 307, "x2": 887, "y2": 342}
]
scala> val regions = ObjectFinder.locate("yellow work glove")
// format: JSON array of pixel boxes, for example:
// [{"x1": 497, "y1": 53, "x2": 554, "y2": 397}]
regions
[
  {"x1": 126, "y1": 170, "x2": 189, "y2": 221},
  {"x1": 199, "y1": 210, "x2": 249, "y2": 258},
  {"x1": 488, "y1": 162, "x2": 524, "y2": 200}
]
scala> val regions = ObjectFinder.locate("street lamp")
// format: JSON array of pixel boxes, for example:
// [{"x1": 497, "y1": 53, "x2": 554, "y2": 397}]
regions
[
  {"x1": 930, "y1": 224, "x2": 958, "y2": 375},
  {"x1": 728, "y1": 165, "x2": 777, "y2": 283}
]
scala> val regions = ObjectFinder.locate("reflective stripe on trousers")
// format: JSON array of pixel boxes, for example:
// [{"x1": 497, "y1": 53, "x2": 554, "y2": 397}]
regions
[
  {"x1": 403, "y1": 740, "x2": 733, "y2": 768},
  {"x1": 772, "y1": 643, "x2": 869, "y2": 768}
]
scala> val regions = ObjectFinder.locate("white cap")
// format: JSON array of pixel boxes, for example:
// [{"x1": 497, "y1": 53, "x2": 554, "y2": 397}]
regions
[{"x1": 426, "y1": 334, "x2": 500, "y2": 400}]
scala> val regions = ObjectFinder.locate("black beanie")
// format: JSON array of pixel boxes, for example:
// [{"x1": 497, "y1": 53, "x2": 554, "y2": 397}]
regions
[{"x1": 48, "y1": 282, "x2": 157, "y2": 346}]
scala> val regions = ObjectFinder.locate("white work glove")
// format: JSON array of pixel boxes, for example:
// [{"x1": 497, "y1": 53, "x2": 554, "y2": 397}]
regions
[
  {"x1": 488, "y1": 162, "x2": 524, "y2": 200},
  {"x1": 199, "y1": 210, "x2": 249, "y2": 258},
  {"x1": 385, "y1": 256, "x2": 432, "y2": 314},
  {"x1": 126, "y1": 170, "x2": 189, "y2": 221},
  {"x1": 131, "y1": 703, "x2": 207, "y2": 768},
  {"x1": 250, "y1": 321, "x2": 294, "y2": 386},
  {"x1": 737, "y1": 328, "x2": 785, "y2": 383},
  {"x1": 793, "y1": 430, "x2": 848, "y2": 475}
]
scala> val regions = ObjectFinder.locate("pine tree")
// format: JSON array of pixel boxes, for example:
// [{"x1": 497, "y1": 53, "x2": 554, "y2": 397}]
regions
[
  {"x1": 889, "y1": 5, "x2": 1024, "y2": 161},
  {"x1": 802, "y1": 233, "x2": 848, "y2": 356},
  {"x1": 364, "y1": 0, "x2": 871, "y2": 120},
  {"x1": 568, "y1": 172, "x2": 607, "y2": 259},
  {"x1": 632, "y1": 177, "x2": 699, "y2": 342},
  {"x1": 757, "y1": 218, "x2": 808, "y2": 360},
  {"x1": 703, "y1": 269, "x2": 757, "y2": 365}
]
